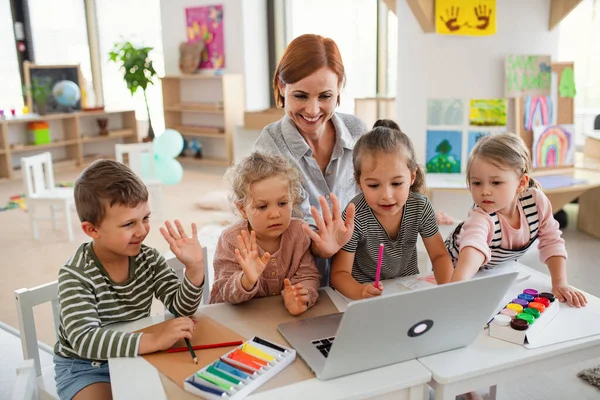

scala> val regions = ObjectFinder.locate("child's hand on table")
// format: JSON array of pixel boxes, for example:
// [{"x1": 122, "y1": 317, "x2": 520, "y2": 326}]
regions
[
  {"x1": 139, "y1": 317, "x2": 195, "y2": 354},
  {"x1": 235, "y1": 230, "x2": 271, "y2": 291},
  {"x1": 552, "y1": 281, "x2": 587, "y2": 307},
  {"x1": 160, "y1": 220, "x2": 205, "y2": 287},
  {"x1": 361, "y1": 282, "x2": 383, "y2": 299},
  {"x1": 282, "y1": 279, "x2": 309, "y2": 315}
]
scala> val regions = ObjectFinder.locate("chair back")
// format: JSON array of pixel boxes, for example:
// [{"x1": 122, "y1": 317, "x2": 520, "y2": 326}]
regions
[
  {"x1": 11, "y1": 359, "x2": 39, "y2": 400},
  {"x1": 21, "y1": 152, "x2": 56, "y2": 197},
  {"x1": 115, "y1": 142, "x2": 156, "y2": 179},
  {"x1": 14, "y1": 281, "x2": 60, "y2": 377}
]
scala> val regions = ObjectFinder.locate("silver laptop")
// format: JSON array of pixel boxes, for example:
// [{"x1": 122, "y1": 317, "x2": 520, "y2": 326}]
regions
[{"x1": 278, "y1": 271, "x2": 517, "y2": 380}]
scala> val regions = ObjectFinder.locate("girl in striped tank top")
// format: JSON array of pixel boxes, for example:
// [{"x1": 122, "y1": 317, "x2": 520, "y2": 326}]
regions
[
  {"x1": 330, "y1": 119, "x2": 454, "y2": 300},
  {"x1": 446, "y1": 134, "x2": 587, "y2": 307}
]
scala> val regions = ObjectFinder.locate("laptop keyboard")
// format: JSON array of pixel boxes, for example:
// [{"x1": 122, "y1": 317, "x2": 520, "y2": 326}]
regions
[{"x1": 311, "y1": 336, "x2": 335, "y2": 357}]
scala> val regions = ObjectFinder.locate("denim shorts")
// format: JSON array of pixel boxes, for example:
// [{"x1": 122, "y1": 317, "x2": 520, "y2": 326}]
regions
[{"x1": 53, "y1": 354, "x2": 111, "y2": 400}]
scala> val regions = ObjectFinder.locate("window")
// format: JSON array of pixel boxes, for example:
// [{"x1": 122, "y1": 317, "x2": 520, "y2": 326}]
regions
[
  {"x1": 0, "y1": 1, "x2": 24, "y2": 111},
  {"x1": 27, "y1": 0, "x2": 93, "y2": 85},
  {"x1": 558, "y1": 0, "x2": 600, "y2": 145},
  {"x1": 95, "y1": 0, "x2": 165, "y2": 133},
  {"x1": 284, "y1": 0, "x2": 378, "y2": 114}
]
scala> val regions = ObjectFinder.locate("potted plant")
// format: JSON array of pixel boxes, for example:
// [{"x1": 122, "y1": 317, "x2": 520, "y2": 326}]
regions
[
  {"x1": 25, "y1": 77, "x2": 53, "y2": 116},
  {"x1": 109, "y1": 41, "x2": 158, "y2": 140}
]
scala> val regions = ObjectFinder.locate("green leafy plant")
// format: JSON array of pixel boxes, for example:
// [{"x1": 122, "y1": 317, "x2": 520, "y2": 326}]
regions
[
  {"x1": 23, "y1": 77, "x2": 53, "y2": 115},
  {"x1": 109, "y1": 41, "x2": 158, "y2": 139}
]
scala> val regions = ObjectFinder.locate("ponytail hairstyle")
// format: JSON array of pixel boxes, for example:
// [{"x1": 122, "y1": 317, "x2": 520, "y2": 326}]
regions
[
  {"x1": 466, "y1": 133, "x2": 541, "y2": 190},
  {"x1": 352, "y1": 119, "x2": 426, "y2": 194}
]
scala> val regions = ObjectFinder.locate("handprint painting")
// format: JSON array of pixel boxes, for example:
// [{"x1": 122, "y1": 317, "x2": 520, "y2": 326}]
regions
[
  {"x1": 436, "y1": 0, "x2": 496, "y2": 36},
  {"x1": 426, "y1": 130, "x2": 462, "y2": 173}
]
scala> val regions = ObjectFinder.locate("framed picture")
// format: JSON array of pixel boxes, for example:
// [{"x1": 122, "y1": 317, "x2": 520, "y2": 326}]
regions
[{"x1": 24, "y1": 61, "x2": 83, "y2": 114}]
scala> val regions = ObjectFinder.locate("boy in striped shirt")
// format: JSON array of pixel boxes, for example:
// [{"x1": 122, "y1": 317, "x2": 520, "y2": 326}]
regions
[{"x1": 53, "y1": 159, "x2": 205, "y2": 400}]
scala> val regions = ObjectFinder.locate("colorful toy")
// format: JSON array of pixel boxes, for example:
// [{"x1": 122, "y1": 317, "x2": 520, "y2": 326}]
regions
[
  {"x1": 0, "y1": 194, "x2": 27, "y2": 212},
  {"x1": 27, "y1": 121, "x2": 51, "y2": 145},
  {"x1": 488, "y1": 288, "x2": 559, "y2": 346}
]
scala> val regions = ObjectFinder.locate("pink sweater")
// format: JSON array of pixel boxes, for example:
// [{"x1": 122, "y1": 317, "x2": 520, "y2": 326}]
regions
[
  {"x1": 209, "y1": 219, "x2": 320, "y2": 306},
  {"x1": 459, "y1": 188, "x2": 567, "y2": 264}
]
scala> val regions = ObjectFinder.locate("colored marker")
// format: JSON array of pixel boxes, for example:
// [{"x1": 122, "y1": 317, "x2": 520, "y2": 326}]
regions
[
  {"x1": 186, "y1": 379, "x2": 227, "y2": 397},
  {"x1": 252, "y1": 336, "x2": 286, "y2": 353},
  {"x1": 375, "y1": 243, "x2": 384, "y2": 288}
]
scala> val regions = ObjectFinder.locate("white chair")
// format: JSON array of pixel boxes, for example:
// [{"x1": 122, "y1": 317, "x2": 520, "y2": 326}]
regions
[
  {"x1": 115, "y1": 143, "x2": 164, "y2": 219},
  {"x1": 21, "y1": 152, "x2": 75, "y2": 241},
  {"x1": 12, "y1": 359, "x2": 39, "y2": 400},
  {"x1": 14, "y1": 281, "x2": 60, "y2": 400},
  {"x1": 164, "y1": 246, "x2": 210, "y2": 305}
]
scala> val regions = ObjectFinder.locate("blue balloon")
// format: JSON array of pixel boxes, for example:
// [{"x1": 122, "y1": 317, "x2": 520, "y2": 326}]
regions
[
  {"x1": 155, "y1": 129, "x2": 184, "y2": 159},
  {"x1": 155, "y1": 156, "x2": 183, "y2": 185}
]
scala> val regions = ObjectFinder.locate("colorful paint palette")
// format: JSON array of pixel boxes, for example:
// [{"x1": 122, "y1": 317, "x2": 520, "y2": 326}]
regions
[
  {"x1": 184, "y1": 337, "x2": 296, "y2": 399},
  {"x1": 488, "y1": 287, "x2": 560, "y2": 346}
]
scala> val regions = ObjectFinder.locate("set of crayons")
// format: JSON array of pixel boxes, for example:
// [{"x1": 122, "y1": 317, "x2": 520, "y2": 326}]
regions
[{"x1": 183, "y1": 336, "x2": 296, "y2": 399}]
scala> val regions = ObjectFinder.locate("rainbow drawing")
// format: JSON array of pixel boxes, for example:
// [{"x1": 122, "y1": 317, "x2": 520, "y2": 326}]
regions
[
  {"x1": 524, "y1": 96, "x2": 552, "y2": 131},
  {"x1": 532, "y1": 125, "x2": 575, "y2": 168}
]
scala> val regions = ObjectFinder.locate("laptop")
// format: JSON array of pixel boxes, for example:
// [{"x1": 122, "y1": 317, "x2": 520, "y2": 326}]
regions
[{"x1": 278, "y1": 271, "x2": 517, "y2": 380}]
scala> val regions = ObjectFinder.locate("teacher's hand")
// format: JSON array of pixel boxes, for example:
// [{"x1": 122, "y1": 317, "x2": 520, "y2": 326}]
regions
[{"x1": 303, "y1": 193, "x2": 355, "y2": 259}]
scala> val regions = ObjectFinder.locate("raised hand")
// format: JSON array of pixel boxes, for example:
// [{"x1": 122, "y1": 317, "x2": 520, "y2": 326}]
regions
[
  {"x1": 440, "y1": 6, "x2": 460, "y2": 32},
  {"x1": 552, "y1": 282, "x2": 587, "y2": 308},
  {"x1": 303, "y1": 193, "x2": 355, "y2": 258},
  {"x1": 160, "y1": 221, "x2": 205, "y2": 284},
  {"x1": 474, "y1": 4, "x2": 492, "y2": 30},
  {"x1": 235, "y1": 230, "x2": 271, "y2": 290},
  {"x1": 282, "y1": 279, "x2": 310, "y2": 315},
  {"x1": 361, "y1": 282, "x2": 384, "y2": 299}
]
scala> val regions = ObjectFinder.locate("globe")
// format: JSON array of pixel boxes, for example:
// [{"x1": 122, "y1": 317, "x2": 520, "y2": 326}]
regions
[{"x1": 52, "y1": 80, "x2": 81, "y2": 107}]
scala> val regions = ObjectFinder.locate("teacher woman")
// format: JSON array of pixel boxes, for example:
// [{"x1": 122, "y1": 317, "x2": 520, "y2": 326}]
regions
[{"x1": 254, "y1": 34, "x2": 362, "y2": 283}]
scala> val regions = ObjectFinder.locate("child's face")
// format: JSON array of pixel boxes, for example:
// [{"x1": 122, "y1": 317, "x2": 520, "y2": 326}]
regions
[
  {"x1": 357, "y1": 152, "x2": 415, "y2": 220},
  {"x1": 85, "y1": 202, "x2": 151, "y2": 258},
  {"x1": 279, "y1": 67, "x2": 339, "y2": 137},
  {"x1": 468, "y1": 158, "x2": 529, "y2": 215},
  {"x1": 237, "y1": 176, "x2": 293, "y2": 242}
]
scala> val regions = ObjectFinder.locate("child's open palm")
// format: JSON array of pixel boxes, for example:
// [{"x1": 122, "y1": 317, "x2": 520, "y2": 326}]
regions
[
  {"x1": 235, "y1": 230, "x2": 271, "y2": 288},
  {"x1": 160, "y1": 220, "x2": 204, "y2": 272},
  {"x1": 303, "y1": 193, "x2": 355, "y2": 258}
]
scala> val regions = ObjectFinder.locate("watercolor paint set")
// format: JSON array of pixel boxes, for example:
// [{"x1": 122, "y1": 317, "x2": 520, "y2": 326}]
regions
[
  {"x1": 488, "y1": 288, "x2": 560, "y2": 345},
  {"x1": 183, "y1": 336, "x2": 296, "y2": 399}
]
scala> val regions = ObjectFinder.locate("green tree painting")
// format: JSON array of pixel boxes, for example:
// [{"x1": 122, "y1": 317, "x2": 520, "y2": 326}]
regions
[{"x1": 426, "y1": 130, "x2": 462, "y2": 173}]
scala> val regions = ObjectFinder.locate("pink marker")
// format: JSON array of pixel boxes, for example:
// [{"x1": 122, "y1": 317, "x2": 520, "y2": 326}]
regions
[{"x1": 375, "y1": 243, "x2": 384, "y2": 288}]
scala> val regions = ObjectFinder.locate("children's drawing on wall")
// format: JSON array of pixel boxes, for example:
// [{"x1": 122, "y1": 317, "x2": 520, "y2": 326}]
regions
[
  {"x1": 427, "y1": 99, "x2": 464, "y2": 126},
  {"x1": 559, "y1": 66, "x2": 577, "y2": 98},
  {"x1": 467, "y1": 131, "x2": 495, "y2": 156},
  {"x1": 469, "y1": 99, "x2": 507, "y2": 126},
  {"x1": 435, "y1": 0, "x2": 496, "y2": 36},
  {"x1": 185, "y1": 5, "x2": 225, "y2": 70},
  {"x1": 524, "y1": 96, "x2": 553, "y2": 131},
  {"x1": 532, "y1": 125, "x2": 575, "y2": 168},
  {"x1": 426, "y1": 130, "x2": 462, "y2": 173},
  {"x1": 505, "y1": 55, "x2": 551, "y2": 97}
]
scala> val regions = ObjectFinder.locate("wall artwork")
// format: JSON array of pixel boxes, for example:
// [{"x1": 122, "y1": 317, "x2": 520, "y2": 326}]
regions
[
  {"x1": 524, "y1": 96, "x2": 552, "y2": 131},
  {"x1": 532, "y1": 125, "x2": 575, "y2": 168},
  {"x1": 469, "y1": 99, "x2": 507, "y2": 126},
  {"x1": 426, "y1": 130, "x2": 462, "y2": 173},
  {"x1": 467, "y1": 131, "x2": 495, "y2": 156},
  {"x1": 427, "y1": 99, "x2": 464, "y2": 126},
  {"x1": 185, "y1": 5, "x2": 225, "y2": 70},
  {"x1": 505, "y1": 55, "x2": 552, "y2": 97},
  {"x1": 435, "y1": 0, "x2": 496, "y2": 36}
]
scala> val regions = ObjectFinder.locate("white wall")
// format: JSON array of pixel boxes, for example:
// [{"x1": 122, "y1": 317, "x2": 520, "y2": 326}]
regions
[
  {"x1": 160, "y1": 0, "x2": 269, "y2": 110},
  {"x1": 395, "y1": 0, "x2": 560, "y2": 164}
]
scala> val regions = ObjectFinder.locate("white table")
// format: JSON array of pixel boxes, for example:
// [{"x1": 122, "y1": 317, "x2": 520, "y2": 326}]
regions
[
  {"x1": 108, "y1": 291, "x2": 432, "y2": 400},
  {"x1": 416, "y1": 262, "x2": 600, "y2": 400}
]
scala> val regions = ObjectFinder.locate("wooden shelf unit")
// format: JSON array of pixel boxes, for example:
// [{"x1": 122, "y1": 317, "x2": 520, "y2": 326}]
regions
[
  {"x1": 161, "y1": 74, "x2": 244, "y2": 166},
  {"x1": 0, "y1": 110, "x2": 137, "y2": 180}
]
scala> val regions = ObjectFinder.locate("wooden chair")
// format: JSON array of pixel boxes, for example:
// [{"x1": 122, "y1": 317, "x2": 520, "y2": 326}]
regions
[
  {"x1": 14, "y1": 282, "x2": 60, "y2": 399},
  {"x1": 115, "y1": 143, "x2": 164, "y2": 219},
  {"x1": 11, "y1": 359, "x2": 39, "y2": 400},
  {"x1": 21, "y1": 152, "x2": 75, "y2": 241}
]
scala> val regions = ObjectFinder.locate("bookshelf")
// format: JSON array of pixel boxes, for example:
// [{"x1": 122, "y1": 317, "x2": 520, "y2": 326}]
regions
[
  {"x1": 0, "y1": 110, "x2": 137, "y2": 180},
  {"x1": 161, "y1": 74, "x2": 244, "y2": 166}
]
